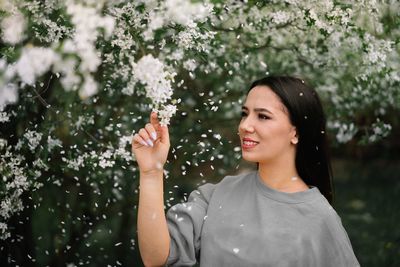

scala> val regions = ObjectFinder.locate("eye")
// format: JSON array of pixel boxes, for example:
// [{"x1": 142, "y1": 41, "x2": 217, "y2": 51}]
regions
[
  {"x1": 241, "y1": 112, "x2": 270, "y2": 120},
  {"x1": 258, "y1": 114, "x2": 270, "y2": 120}
]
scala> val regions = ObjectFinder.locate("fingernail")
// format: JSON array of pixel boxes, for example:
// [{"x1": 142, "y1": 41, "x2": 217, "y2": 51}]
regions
[
  {"x1": 146, "y1": 139, "x2": 154, "y2": 147},
  {"x1": 141, "y1": 140, "x2": 148, "y2": 146},
  {"x1": 151, "y1": 132, "x2": 157, "y2": 140}
]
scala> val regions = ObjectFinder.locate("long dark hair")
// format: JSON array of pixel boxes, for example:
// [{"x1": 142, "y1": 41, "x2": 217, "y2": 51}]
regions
[{"x1": 248, "y1": 76, "x2": 334, "y2": 205}]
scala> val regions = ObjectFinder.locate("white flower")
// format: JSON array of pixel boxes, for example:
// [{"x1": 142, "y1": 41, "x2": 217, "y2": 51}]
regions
[
  {"x1": 53, "y1": 57, "x2": 81, "y2": 90},
  {"x1": 24, "y1": 130, "x2": 43, "y2": 151},
  {"x1": 0, "y1": 222, "x2": 10, "y2": 240},
  {"x1": 121, "y1": 80, "x2": 136, "y2": 96},
  {"x1": 133, "y1": 55, "x2": 177, "y2": 125},
  {"x1": 0, "y1": 58, "x2": 6, "y2": 71},
  {"x1": 0, "y1": 0, "x2": 18, "y2": 12},
  {"x1": 133, "y1": 54, "x2": 174, "y2": 105},
  {"x1": 33, "y1": 158, "x2": 49, "y2": 171},
  {"x1": 65, "y1": 1, "x2": 115, "y2": 71},
  {"x1": 156, "y1": 104, "x2": 177, "y2": 126},
  {"x1": 0, "y1": 112, "x2": 10, "y2": 123},
  {"x1": 79, "y1": 48, "x2": 101, "y2": 73},
  {"x1": 0, "y1": 83, "x2": 18, "y2": 110},
  {"x1": 328, "y1": 121, "x2": 358, "y2": 143},
  {"x1": 165, "y1": 0, "x2": 212, "y2": 26},
  {"x1": 213, "y1": 133, "x2": 222, "y2": 140},
  {"x1": 0, "y1": 138, "x2": 7, "y2": 149},
  {"x1": 119, "y1": 135, "x2": 133, "y2": 147},
  {"x1": 1, "y1": 11, "x2": 26, "y2": 44},
  {"x1": 170, "y1": 49, "x2": 184, "y2": 61},
  {"x1": 63, "y1": 155, "x2": 86, "y2": 171},
  {"x1": 115, "y1": 147, "x2": 132, "y2": 163},
  {"x1": 174, "y1": 21, "x2": 216, "y2": 51},
  {"x1": 34, "y1": 18, "x2": 71, "y2": 43},
  {"x1": 133, "y1": 55, "x2": 165, "y2": 86},
  {"x1": 98, "y1": 16, "x2": 115, "y2": 39},
  {"x1": 147, "y1": 10, "x2": 165, "y2": 31},
  {"x1": 102, "y1": 150, "x2": 113, "y2": 159},
  {"x1": 368, "y1": 119, "x2": 392, "y2": 142},
  {"x1": 114, "y1": 135, "x2": 134, "y2": 163},
  {"x1": 79, "y1": 75, "x2": 98, "y2": 99},
  {"x1": 271, "y1": 11, "x2": 291, "y2": 25},
  {"x1": 183, "y1": 59, "x2": 197, "y2": 72},
  {"x1": 15, "y1": 139, "x2": 23, "y2": 151},
  {"x1": 6, "y1": 173, "x2": 28, "y2": 190},
  {"x1": 99, "y1": 159, "x2": 115, "y2": 168},
  {"x1": 62, "y1": 0, "x2": 115, "y2": 98},
  {"x1": 47, "y1": 136, "x2": 62, "y2": 152},
  {"x1": 99, "y1": 150, "x2": 115, "y2": 168},
  {"x1": 0, "y1": 199, "x2": 11, "y2": 219},
  {"x1": 143, "y1": 11, "x2": 166, "y2": 41},
  {"x1": 15, "y1": 47, "x2": 56, "y2": 85}
]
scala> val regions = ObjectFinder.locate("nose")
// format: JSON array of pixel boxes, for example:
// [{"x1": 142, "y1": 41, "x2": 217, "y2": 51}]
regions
[{"x1": 239, "y1": 116, "x2": 255, "y2": 133}]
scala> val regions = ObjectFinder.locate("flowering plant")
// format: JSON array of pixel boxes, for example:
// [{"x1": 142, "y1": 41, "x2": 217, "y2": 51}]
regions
[{"x1": 0, "y1": 0, "x2": 398, "y2": 265}]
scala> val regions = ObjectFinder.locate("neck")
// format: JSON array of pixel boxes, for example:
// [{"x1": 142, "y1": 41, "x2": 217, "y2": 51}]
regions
[{"x1": 258, "y1": 154, "x2": 307, "y2": 192}]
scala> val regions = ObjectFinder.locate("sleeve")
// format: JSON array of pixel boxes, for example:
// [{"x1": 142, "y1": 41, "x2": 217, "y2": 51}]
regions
[
  {"x1": 165, "y1": 182, "x2": 216, "y2": 267},
  {"x1": 318, "y1": 207, "x2": 361, "y2": 267}
]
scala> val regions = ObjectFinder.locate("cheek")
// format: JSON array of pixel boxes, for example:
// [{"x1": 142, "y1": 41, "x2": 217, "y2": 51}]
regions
[{"x1": 258, "y1": 124, "x2": 288, "y2": 142}]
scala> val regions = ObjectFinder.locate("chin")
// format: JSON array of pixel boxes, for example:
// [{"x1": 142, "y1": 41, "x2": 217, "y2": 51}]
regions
[{"x1": 241, "y1": 154, "x2": 260, "y2": 163}]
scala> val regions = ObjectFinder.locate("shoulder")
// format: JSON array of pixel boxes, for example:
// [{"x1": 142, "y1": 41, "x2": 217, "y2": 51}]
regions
[
  {"x1": 308, "y1": 195, "x2": 348, "y2": 233},
  {"x1": 307, "y1": 195, "x2": 360, "y2": 265},
  {"x1": 191, "y1": 171, "x2": 255, "y2": 203},
  {"x1": 303, "y1": 197, "x2": 354, "y2": 252},
  {"x1": 197, "y1": 170, "x2": 255, "y2": 191},
  {"x1": 218, "y1": 170, "x2": 256, "y2": 187}
]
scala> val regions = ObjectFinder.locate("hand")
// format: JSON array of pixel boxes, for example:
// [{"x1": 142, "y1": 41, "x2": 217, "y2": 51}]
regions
[{"x1": 131, "y1": 111, "x2": 170, "y2": 174}]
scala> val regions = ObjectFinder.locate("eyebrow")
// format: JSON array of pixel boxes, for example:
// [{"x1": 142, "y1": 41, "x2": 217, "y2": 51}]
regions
[{"x1": 242, "y1": 106, "x2": 274, "y2": 115}]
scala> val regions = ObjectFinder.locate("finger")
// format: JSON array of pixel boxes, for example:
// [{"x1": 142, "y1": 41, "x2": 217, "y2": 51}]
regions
[
  {"x1": 150, "y1": 111, "x2": 160, "y2": 128},
  {"x1": 159, "y1": 124, "x2": 170, "y2": 145},
  {"x1": 145, "y1": 123, "x2": 157, "y2": 141},
  {"x1": 139, "y1": 128, "x2": 154, "y2": 147},
  {"x1": 132, "y1": 133, "x2": 149, "y2": 147}
]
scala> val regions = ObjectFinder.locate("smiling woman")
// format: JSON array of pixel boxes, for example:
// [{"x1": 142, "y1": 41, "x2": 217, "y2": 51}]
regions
[
  {"x1": 133, "y1": 76, "x2": 360, "y2": 266},
  {"x1": 239, "y1": 76, "x2": 333, "y2": 198}
]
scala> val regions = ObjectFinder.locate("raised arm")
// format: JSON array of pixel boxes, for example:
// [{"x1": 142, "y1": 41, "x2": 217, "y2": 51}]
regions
[
  {"x1": 138, "y1": 171, "x2": 169, "y2": 266},
  {"x1": 132, "y1": 111, "x2": 171, "y2": 266}
]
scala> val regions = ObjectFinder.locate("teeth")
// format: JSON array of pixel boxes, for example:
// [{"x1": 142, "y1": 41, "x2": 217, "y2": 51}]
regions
[{"x1": 244, "y1": 141, "x2": 258, "y2": 145}]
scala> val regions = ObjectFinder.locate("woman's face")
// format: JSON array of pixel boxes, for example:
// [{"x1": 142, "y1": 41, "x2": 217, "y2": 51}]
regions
[{"x1": 238, "y1": 86, "x2": 298, "y2": 164}]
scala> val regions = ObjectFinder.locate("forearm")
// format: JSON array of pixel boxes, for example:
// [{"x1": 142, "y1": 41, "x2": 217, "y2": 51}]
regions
[{"x1": 138, "y1": 171, "x2": 170, "y2": 266}]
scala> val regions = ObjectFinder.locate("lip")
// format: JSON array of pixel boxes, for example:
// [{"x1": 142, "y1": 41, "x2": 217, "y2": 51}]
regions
[
  {"x1": 242, "y1": 143, "x2": 258, "y2": 149},
  {"x1": 242, "y1": 138, "x2": 259, "y2": 149}
]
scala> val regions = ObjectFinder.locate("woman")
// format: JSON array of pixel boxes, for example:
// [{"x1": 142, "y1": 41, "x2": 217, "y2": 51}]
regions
[{"x1": 133, "y1": 76, "x2": 360, "y2": 266}]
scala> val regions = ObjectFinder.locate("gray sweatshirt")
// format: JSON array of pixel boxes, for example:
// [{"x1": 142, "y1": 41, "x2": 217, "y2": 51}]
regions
[{"x1": 166, "y1": 171, "x2": 360, "y2": 267}]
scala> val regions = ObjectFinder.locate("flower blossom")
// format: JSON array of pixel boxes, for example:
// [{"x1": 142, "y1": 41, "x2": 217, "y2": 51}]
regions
[
  {"x1": 133, "y1": 54, "x2": 177, "y2": 125},
  {"x1": 133, "y1": 54, "x2": 175, "y2": 104},
  {"x1": 165, "y1": 0, "x2": 212, "y2": 26},
  {"x1": 24, "y1": 130, "x2": 43, "y2": 151},
  {"x1": 15, "y1": 47, "x2": 56, "y2": 85},
  {"x1": 155, "y1": 104, "x2": 177, "y2": 126},
  {"x1": 0, "y1": 83, "x2": 18, "y2": 111},
  {"x1": 64, "y1": 0, "x2": 115, "y2": 98},
  {"x1": 1, "y1": 11, "x2": 26, "y2": 44},
  {"x1": 271, "y1": 11, "x2": 291, "y2": 25}
]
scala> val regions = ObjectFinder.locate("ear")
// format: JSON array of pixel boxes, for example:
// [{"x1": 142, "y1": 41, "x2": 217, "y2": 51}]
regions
[{"x1": 290, "y1": 127, "x2": 298, "y2": 145}]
